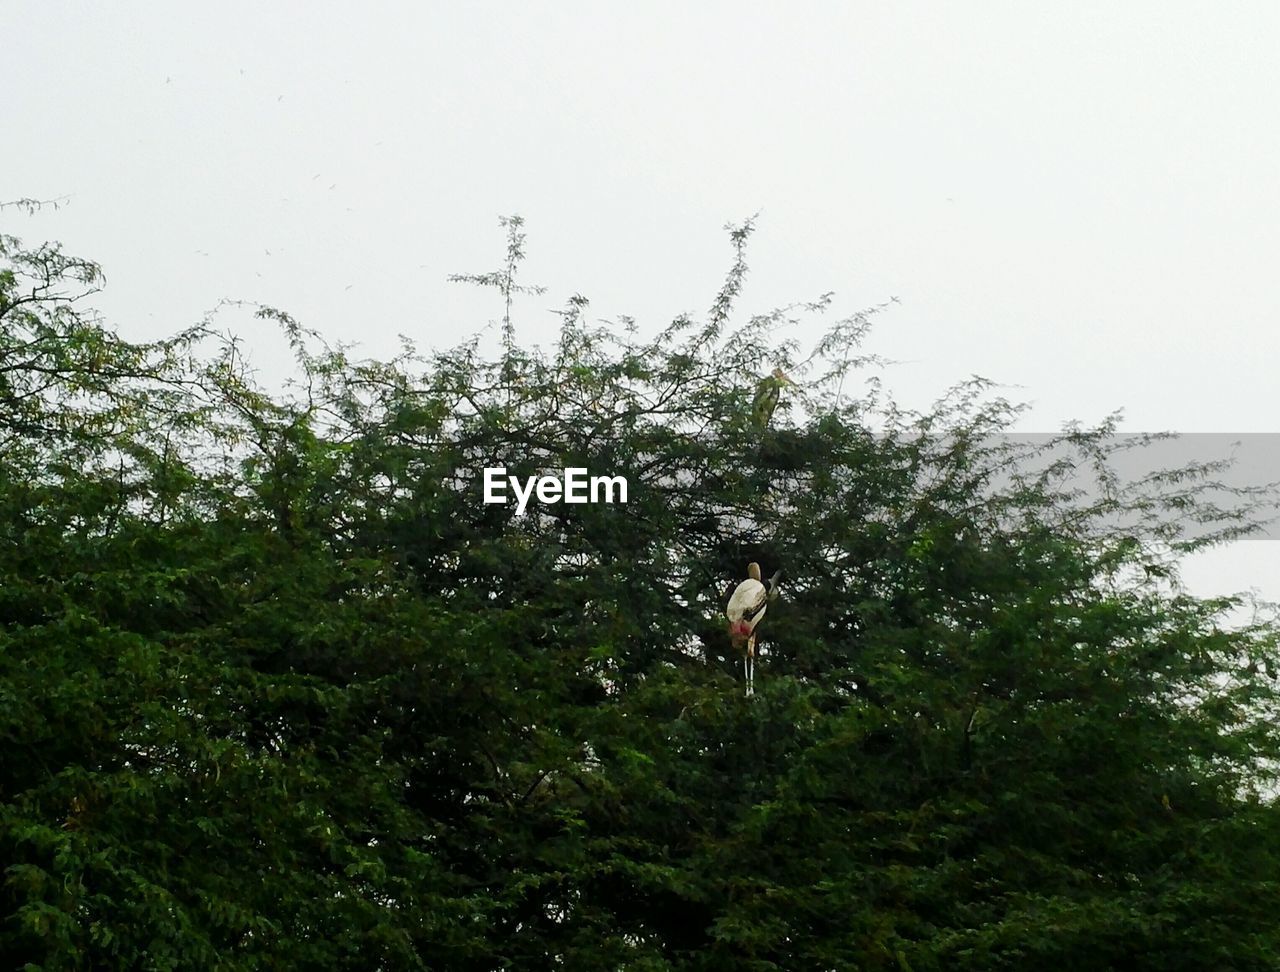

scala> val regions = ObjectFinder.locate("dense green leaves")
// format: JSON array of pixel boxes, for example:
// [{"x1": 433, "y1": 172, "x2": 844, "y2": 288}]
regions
[{"x1": 3, "y1": 216, "x2": 1279, "y2": 968}]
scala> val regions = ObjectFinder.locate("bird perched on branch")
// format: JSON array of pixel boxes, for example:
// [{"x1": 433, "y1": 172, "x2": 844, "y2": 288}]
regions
[
  {"x1": 726, "y1": 562, "x2": 781, "y2": 697},
  {"x1": 751, "y1": 368, "x2": 796, "y2": 430}
]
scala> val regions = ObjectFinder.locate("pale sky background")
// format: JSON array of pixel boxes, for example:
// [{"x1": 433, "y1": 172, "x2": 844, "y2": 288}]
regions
[{"x1": 5, "y1": 2, "x2": 1277, "y2": 605}]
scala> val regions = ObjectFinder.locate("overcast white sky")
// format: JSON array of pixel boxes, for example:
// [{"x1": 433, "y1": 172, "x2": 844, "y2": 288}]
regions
[{"x1": 5, "y1": 1, "x2": 1277, "y2": 603}]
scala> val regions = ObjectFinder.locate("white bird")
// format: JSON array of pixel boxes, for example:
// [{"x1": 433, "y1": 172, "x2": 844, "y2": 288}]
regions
[{"x1": 726, "y1": 562, "x2": 781, "y2": 697}]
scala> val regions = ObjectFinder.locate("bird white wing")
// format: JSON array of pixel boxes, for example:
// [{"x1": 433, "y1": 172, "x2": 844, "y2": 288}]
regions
[{"x1": 727, "y1": 578, "x2": 768, "y2": 627}]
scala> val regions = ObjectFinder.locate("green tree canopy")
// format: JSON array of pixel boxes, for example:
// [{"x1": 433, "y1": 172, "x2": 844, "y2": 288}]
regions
[{"x1": 3, "y1": 211, "x2": 1279, "y2": 969}]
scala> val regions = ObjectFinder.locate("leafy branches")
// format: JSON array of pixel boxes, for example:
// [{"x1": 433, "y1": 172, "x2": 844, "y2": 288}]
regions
[{"x1": 2, "y1": 215, "x2": 1279, "y2": 969}]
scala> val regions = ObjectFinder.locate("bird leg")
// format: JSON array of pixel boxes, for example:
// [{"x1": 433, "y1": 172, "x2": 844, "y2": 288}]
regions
[{"x1": 745, "y1": 634, "x2": 755, "y2": 697}]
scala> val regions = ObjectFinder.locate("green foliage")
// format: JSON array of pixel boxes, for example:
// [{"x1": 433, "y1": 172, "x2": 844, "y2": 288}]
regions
[{"x1": 3, "y1": 212, "x2": 1280, "y2": 969}]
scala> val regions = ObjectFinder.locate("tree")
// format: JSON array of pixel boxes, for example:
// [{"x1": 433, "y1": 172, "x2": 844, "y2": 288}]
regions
[{"x1": 3, "y1": 209, "x2": 1279, "y2": 969}]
